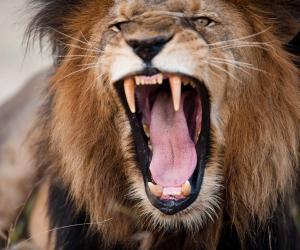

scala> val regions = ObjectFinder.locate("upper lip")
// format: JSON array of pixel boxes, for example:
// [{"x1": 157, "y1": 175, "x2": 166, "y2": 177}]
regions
[{"x1": 114, "y1": 68, "x2": 211, "y2": 215}]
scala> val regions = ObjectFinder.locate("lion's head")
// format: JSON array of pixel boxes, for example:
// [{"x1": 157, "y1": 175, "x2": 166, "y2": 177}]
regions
[{"x1": 30, "y1": 0, "x2": 300, "y2": 248}]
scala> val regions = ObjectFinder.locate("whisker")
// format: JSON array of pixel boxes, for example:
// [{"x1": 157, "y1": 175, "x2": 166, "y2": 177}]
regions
[
  {"x1": 54, "y1": 54, "x2": 97, "y2": 59},
  {"x1": 45, "y1": 27, "x2": 95, "y2": 48},
  {"x1": 208, "y1": 27, "x2": 272, "y2": 46},
  {"x1": 208, "y1": 57, "x2": 269, "y2": 74},
  {"x1": 207, "y1": 68, "x2": 225, "y2": 82},
  {"x1": 213, "y1": 41, "x2": 275, "y2": 48},
  {"x1": 206, "y1": 62, "x2": 243, "y2": 83},
  {"x1": 5, "y1": 188, "x2": 36, "y2": 248},
  {"x1": 57, "y1": 65, "x2": 99, "y2": 82},
  {"x1": 89, "y1": 73, "x2": 108, "y2": 92},
  {"x1": 208, "y1": 57, "x2": 253, "y2": 66},
  {"x1": 36, "y1": 26, "x2": 103, "y2": 53},
  {"x1": 209, "y1": 60, "x2": 251, "y2": 75},
  {"x1": 211, "y1": 44, "x2": 272, "y2": 50},
  {"x1": 55, "y1": 56, "x2": 97, "y2": 64},
  {"x1": 57, "y1": 40, "x2": 103, "y2": 54},
  {"x1": 210, "y1": 42, "x2": 274, "y2": 52},
  {"x1": 79, "y1": 30, "x2": 90, "y2": 45},
  {"x1": 95, "y1": 73, "x2": 107, "y2": 83},
  {"x1": 76, "y1": 62, "x2": 99, "y2": 68},
  {"x1": 56, "y1": 58, "x2": 95, "y2": 64},
  {"x1": 211, "y1": 44, "x2": 272, "y2": 52},
  {"x1": 9, "y1": 218, "x2": 112, "y2": 247}
]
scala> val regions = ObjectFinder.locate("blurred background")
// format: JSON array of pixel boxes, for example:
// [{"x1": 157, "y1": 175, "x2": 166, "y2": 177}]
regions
[{"x1": 0, "y1": 0, "x2": 51, "y2": 105}]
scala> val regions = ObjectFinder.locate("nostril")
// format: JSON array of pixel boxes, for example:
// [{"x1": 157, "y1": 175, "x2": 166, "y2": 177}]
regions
[
  {"x1": 127, "y1": 40, "x2": 140, "y2": 50},
  {"x1": 127, "y1": 36, "x2": 173, "y2": 63}
]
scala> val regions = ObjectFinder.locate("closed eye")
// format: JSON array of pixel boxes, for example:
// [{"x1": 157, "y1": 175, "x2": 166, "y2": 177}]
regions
[{"x1": 109, "y1": 20, "x2": 130, "y2": 32}]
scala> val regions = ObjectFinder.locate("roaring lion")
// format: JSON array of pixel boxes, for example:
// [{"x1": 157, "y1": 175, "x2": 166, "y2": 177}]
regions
[{"x1": 1, "y1": 0, "x2": 300, "y2": 249}]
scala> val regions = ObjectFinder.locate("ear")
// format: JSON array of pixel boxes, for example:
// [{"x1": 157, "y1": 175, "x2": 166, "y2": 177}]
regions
[
  {"x1": 288, "y1": 32, "x2": 300, "y2": 56},
  {"x1": 258, "y1": 0, "x2": 300, "y2": 43},
  {"x1": 27, "y1": 0, "x2": 113, "y2": 57},
  {"x1": 274, "y1": 1, "x2": 300, "y2": 43},
  {"x1": 27, "y1": 0, "x2": 81, "y2": 56}
]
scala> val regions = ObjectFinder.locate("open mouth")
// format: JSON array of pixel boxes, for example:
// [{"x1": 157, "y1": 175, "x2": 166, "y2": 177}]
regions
[{"x1": 115, "y1": 69, "x2": 210, "y2": 215}]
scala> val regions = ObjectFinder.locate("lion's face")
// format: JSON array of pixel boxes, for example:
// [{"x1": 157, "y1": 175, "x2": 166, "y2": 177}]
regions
[
  {"x1": 39, "y1": 0, "x2": 300, "y2": 239},
  {"x1": 95, "y1": 0, "x2": 258, "y2": 224}
]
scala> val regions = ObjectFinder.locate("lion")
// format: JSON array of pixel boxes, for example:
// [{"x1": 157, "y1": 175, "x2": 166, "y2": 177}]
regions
[{"x1": 1, "y1": 0, "x2": 300, "y2": 249}]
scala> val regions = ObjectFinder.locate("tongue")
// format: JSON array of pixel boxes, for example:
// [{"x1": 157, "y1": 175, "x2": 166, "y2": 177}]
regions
[{"x1": 149, "y1": 92, "x2": 197, "y2": 187}]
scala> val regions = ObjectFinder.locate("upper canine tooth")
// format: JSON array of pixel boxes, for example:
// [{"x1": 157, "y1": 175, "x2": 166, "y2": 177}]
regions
[
  {"x1": 148, "y1": 182, "x2": 163, "y2": 198},
  {"x1": 169, "y1": 76, "x2": 182, "y2": 111},
  {"x1": 124, "y1": 78, "x2": 136, "y2": 113},
  {"x1": 181, "y1": 181, "x2": 192, "y2": 197}
]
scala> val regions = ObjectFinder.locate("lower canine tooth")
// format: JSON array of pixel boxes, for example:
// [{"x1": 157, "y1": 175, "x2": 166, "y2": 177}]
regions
[
  {"x1": 143, "y1": 124, "x2": 150, "y2": 138},
  {"x1": 190, "y1": 82, "x2": 196, "y2": 88},
  {"x1": 124, "y1": 78, "x2": 136, "y2": 113},
  {"x1": 194, "y1": 128, "x2": 201, "y2": 142},
  {"x1": 181, "y1": 181, "x2": 192, "y2": 197},
  {"x1": 148, "y1": 182, "x2": 163, "y2": 198}
]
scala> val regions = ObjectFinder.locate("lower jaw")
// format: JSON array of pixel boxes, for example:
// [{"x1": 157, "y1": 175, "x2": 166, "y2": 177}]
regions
[
  {"x1": 144, "y1": 164, "x2": 205, "y2": 215},
  {"x1": 115, "y1": 73, "x2": 211, "y2": 215}
]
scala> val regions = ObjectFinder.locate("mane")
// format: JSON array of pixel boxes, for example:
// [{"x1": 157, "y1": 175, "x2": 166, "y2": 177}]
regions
[
  {"x1": 215, "y1": 8, "x2": 300, "y2": 238},
  {"x1": 27, "y1": 0, "x2": 300, "y2": 248},
  {"x1": 27, "y1": 0, "x2": 111, "y2": 56}
]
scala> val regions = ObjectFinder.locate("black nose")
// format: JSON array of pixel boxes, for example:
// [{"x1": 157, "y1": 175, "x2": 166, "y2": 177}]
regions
[{"x1": 127, "y1": 36, "x2": 171, "y2": 63}]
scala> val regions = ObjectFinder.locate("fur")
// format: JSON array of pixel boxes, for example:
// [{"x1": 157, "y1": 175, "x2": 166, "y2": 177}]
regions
[{"x1": 18, "y1": 0, "x2": 300, "y2": 249}]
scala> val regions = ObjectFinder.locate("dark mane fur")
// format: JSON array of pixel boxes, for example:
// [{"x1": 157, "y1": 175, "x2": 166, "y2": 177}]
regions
[{"x1": 27, "y1": 0, "x2": 83, "y2": 55}]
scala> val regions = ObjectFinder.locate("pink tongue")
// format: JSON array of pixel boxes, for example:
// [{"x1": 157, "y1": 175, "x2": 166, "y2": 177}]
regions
[{"x1": 149, "y1": 92, "x2": 197, "y2": 187}]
